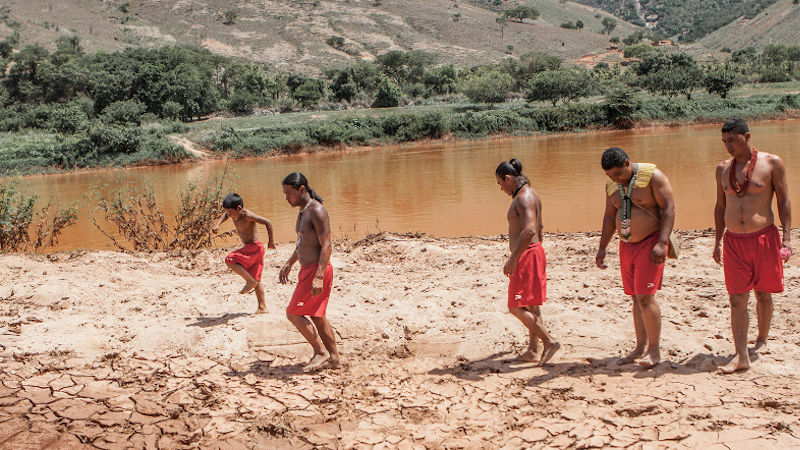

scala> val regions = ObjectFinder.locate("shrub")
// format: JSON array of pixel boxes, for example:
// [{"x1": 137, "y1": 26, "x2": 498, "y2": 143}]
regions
[
  {"x1": 760, "y1": 67, "x2": 792, "y2": 83},
  {"x1": 0, "y1": 181, "x2": 79, "y2": 253},
  {"x1": 372, "y1": 77, "x2": 403, "y2": 108},
  {"x1": 101, "y1": 99, "x2": 147, "y2": 125},
  {"x1": 93, "y1": 167, "x2": 236, "y2": 251}
]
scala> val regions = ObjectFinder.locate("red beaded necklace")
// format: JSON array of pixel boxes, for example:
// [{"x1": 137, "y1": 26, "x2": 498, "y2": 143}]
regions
[{"x1": 729, "y1": 147, "x2": 757, "y2": 198}]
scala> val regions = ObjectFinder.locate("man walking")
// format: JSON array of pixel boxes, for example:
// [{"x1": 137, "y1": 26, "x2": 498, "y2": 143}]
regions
[{"x1": 714, "y1": 118, "x2": 791, "y2": 374}]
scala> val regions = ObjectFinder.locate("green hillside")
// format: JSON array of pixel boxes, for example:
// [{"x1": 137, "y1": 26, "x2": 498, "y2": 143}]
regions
[
  {"x1": 572, "y1": 0, "x2": 783, "y2": 42},
  {"x1": 0, "y1": 0, "x2": 643, "y2": 72},
  {"x1": 701, "y1": 0, "x2": 800, "y2": 51}
]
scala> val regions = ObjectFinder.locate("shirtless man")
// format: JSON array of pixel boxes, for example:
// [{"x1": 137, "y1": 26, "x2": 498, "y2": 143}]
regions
[
  {"x1": 279, "y1": 172, "x2": 340, "y2": 372},
  {"x1": 596, "y1": 147, "x2": 675, "y2": 368},
  {"x1": 212, "y1": 193, "x2": 275, "y2": 314},
  {"x1": 714, "y1": 118, "x2": 791, "y2": 374},
  {"x1": 496, "y1": 159, "x2": 560, "y2": 366}
]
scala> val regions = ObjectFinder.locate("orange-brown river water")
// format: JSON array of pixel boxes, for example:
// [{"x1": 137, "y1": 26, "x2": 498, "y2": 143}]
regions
[{"x1": 14, "y1": 119, "x2": 800, "y2": 251}]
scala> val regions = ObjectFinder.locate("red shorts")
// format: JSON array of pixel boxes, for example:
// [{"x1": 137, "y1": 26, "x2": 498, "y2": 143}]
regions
[
  {"x1": 287, "y1": 263, "x2": 333, "y2": 317},
  {"x1": 508, "y1": 243, "x2": 547, "y2": 308},
  {"x1": 225, "y1": 241, "x2": 265, "y2": 281},
  {"x1": 619, "y1": 231, "x2": 664, "y2": 296},
  {"x1": 723, "y1": 225, "x2": 784, "y2": 295}
]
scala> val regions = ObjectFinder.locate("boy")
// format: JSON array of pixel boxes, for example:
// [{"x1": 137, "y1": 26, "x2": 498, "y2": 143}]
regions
[{"x1": 213, "y1": 193, "x2": 275, "y2": 314}]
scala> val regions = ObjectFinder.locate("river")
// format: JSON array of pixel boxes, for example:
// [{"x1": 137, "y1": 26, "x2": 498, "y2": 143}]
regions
[{"x1": 13, "y1": 119, "x2": 800, "y2": 252}]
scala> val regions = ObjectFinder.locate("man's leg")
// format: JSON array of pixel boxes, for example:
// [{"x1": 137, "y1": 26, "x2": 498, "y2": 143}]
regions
[
  {"x1": 225, "y1": 261, "x2": 258, "y2": 294},
  {"x1": 286, "y1": 312, "x2": 329, "y2": 372},
  {"x1": 753, "y1": 290, "x2": 773, "y2": 351},
  {"x1": 618, "y1": 296, "x2": 647, "y2": 364},
  {"x1": 253, "y1": 283, "x2": 267, "y2": 315},
  {"x1": 719, "y1": 292, "x2": 751, "y2": 373},
  {"x1": 311, "y1": 316, "x2": 340, "y2": 369},
  {"x1": 509, "y1": 307, "x2": 560, "y2": 365},
  {"x1": 633, "y1": 294, "x2": 661, "y2": 368}
]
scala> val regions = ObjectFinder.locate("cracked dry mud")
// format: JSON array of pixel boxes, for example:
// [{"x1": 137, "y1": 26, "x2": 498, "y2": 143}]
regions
[{"x1": 1, "y1": 231, "x2": 800, "y2": 449}]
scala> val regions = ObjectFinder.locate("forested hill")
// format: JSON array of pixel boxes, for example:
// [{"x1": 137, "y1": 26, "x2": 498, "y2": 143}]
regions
[
  {"x1": 0, "y1": 0, "x2": 641, "y2": 73},
  {"x1": 700, "y1": 0, "x2": 800, "y2": 51},
  {"x1": 570, "y1": 0, "x2": 788, "y2": 43}
]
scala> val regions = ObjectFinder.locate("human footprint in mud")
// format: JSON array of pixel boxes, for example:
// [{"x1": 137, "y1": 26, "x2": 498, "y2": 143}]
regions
[
  {"x1": 596, "y1": 147, "x2": 676, "y2": 369},
  {"x1": 213, "y1": 193, "x2": 275, "y2": 314},
  {"x1": 496, "y1": 159, "x2": 560, "y2": 366},
  {"x1": 713, "y1": 118, "x2": 792, "y2": 374},
  {"x1": 279, "y1": 172, "x2": 340, "y2": 372}
]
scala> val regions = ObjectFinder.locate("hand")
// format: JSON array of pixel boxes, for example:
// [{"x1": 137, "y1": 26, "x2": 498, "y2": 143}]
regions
[
  {"x1": 596, "y1": 248, "x2": 607, "y2": 270},
  {"x1": 279, "y1": 264, "x2": 291, "y2": 284},
  {"x1": 712, "y1": 244, "x2": 722, "y2": 265},
  {"x1": 779, "y1": 245, "x2": 792, "y2": 263},
  {"x1": 311, "y1": 276, "x2": 324, "y2": 296},
  {"x1": 651, "y1": 242, "x2": 668, "y2": 265},
  {"x1": 267, "y1": 241, "x2": 276, "y2": 250},
  {"x1": 503, "y1": 258, "x2": 517, "y2": 277},
  {"x1": 211, "y1": 226, "x2": 219, "y2": 234},
  {"x1": 782, "y1": 239, "x2": 792, "y2": 253}
]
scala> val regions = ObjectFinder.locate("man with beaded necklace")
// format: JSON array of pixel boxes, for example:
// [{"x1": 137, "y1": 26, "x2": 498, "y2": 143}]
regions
[
  {"x1": 714, "y1": 118, "x2": 792, "y2": 374},
  {"x1": 596, "y1": 147, "x2": 676, "y2": 369}
]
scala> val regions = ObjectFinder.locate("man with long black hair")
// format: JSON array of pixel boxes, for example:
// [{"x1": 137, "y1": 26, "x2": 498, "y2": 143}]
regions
[{"x1": 279, "y1": 172, "x2": 340, "y2": 372}]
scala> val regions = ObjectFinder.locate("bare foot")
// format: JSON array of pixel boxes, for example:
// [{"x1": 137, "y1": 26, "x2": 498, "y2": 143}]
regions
[
  {"x1": 635, "y1": 353, "x2": 660, "y2": 369},
  {"x1": 303, "y1": 352, "x2": 331, "y2": 373},
  {"x1": 328, "y1": 356, "x2": 342, "y2": 370},
  {"x1": 618, "y1": 350, "x2": 645, "y2": 365},
  {"x1": 717, "y1": 354, "x2": 750, "y2": 374},
  {"x1": 240, "y1": 280, "x2": 258, "y2": 294},
  {"x1": 512, "y1": 350, "x2": 541, "y2": 363},
  {"x1": 752, "y1": 340, "x2": 767, "y2": 353},
  {"x1": 539, "y1": 342, "x2": 561, "y2": 366},
  {"x1": 253, "y1": 307, "x2": 268, "y2": 315}
]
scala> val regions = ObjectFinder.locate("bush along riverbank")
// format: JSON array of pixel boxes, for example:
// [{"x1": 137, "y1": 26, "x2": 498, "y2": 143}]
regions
[{"x1": 201, "y1": 93, "x2": 800, "y2": 158}]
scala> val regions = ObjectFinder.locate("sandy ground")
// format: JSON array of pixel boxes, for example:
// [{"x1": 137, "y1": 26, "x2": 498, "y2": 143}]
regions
[{"x1": 2, "y1": 230, "x2": 800, "y2": 449}]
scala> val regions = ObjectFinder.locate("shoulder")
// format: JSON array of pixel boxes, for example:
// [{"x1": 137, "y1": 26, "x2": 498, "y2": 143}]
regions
[
  {"x1": 715, "y1": 159, "x2": 730, "y2": 174},
  {"x1": 762, "y1": 152, "x2": 784, "y2": 167}
]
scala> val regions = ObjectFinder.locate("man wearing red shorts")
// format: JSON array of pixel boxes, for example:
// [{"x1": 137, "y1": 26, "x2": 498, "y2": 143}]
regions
[
  {"x1": 597, "y1": 147, "x2": 676, "y2": 369},
  {"x1": 714, "y1": 118, "x2": 792, "y2": 374},
  {"x1": 212, "y1": 193, "x2": 275, "y2": 314},
  {"x1": 496, "y1": 159, "x2": 560, "y2": 366},
  {"x1": 279, "y1": 172, "x2": 340, "y2": 372}
]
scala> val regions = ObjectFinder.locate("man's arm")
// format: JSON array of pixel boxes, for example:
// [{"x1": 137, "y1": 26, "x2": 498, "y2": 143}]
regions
[
  {"x1": 245, "y1": 211, "x2": 276, "y2": 249},
  {"x1": 504, "y1": 196, "x2": 538, "y2": 276},
  {"x1": 310, "y1": 207, "x2": 332, "y2": 295},
  {"x1": 211, "y1": 212, "x2": 228, "y2": 234},
  {"x1": 279, "y1": 249, "x2": 298, "y2": 285},
  {"x1": 713, "y1": 163, "x2": 727, "y2": 264},
  {"x1": 650, "y1": 169, "x2": 675, "y2": 264},
  {"x1": 771, "y1": 155, "x2": 792, "y2": 250},
  {"x1": 596, "y1": 193, "x2": 618, "y2": 269}
]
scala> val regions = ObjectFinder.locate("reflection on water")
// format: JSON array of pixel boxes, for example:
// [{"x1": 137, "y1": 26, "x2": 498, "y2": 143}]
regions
[{"x1": 16, "y1": 119, "x2": 800, "y2": 251}]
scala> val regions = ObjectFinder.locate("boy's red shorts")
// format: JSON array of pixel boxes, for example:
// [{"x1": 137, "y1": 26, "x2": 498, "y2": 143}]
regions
[
  {"x1": 225, "y1": 241, "x2": 265, "y2": 281},
  {"x1": 619, "y1": 231, "x2": 664, "y2": 296},
  {"x1": 723, "y1": 225, "x2": 784, "y2": 295},
  {"x1": 287, "y1": 263, "x2": 333, "y2": 317},
  {"x1": 508, "y1": 243, "x2": 547, "y2": 308}
]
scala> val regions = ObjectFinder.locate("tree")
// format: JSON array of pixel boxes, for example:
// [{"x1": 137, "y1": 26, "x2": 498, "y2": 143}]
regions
[
  {"x1": 496, "y1": 15, "x2": 508, "y2": 37},
  {"x1": 576, "y1": 19, "x2": 584, "y2": 29},
  {"x1": 610, "y1": 36, "x2": 620, "y2": 45},
  {"x1": 635, "y1": 52, "x2": 703, "y2": 100},
  {"x1": 372, "y1": 77, "x2": 403, "y2": 108},
  {"x1": 460, "y1": 71, "x2": 513, "y2": 106},
  {"x1": 624, "y1": 43, "x2": 655, "y2": 59},
  {"x1": 504, "y1": 5, "x2": 540, "y2": 22},
  {"x1": 506, "y1": 44, "x2": 514, "y2": 54},
  {"x1": 601, "y1": 17, "x2": 617, "y2": 35},
  {"x1": 325, "y1": 36, "x2": 345, "y2": 49},
  {"x1": 703, "y1": 67, "x2": 738, "y2": 98},
  {"x1": 223, "y1": 10, "x2": 237, "y2": 25},
  {"x1": 525, "y1": 69, "x2": 596, "y2": 106}
]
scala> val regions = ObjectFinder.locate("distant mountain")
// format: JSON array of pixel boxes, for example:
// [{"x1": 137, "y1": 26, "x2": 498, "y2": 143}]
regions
[
  {"x1": 571, "y1": 0, "x2": 782, "y2": 42},
  {"x1": 700, "y1": 0, "x2": 800, "y2": 51},
  {"x1": 0, "y1": 0, "x2": 643, "y2": 72}
]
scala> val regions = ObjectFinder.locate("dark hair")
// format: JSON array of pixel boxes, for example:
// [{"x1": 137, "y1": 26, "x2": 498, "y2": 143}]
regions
[
  {"x1": 722, "y1": 118, "x2": 749, "y2": 135},
  {"x1": 222, "y1": 193, "x2": 243, "y2": 209},
  {"x1": 496, "y1": 158, "x2": 530, "y2": 185},
  {"x1": 282, "y1": 172, "x2": 323, "y2": 203},
  {"x1": 601, "y1": 147, "x2": 629, "y2": 170}
]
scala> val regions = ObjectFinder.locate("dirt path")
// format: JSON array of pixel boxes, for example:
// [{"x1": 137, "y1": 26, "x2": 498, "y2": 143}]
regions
[
  {"x1": 168, "y1": 136, "x2": 210, "y2": 159},
  {"x1": 1, "y1": 231, "x2": 800, "y2": 449}
]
